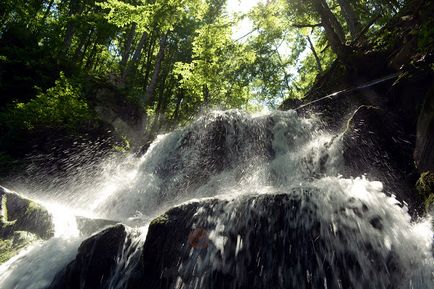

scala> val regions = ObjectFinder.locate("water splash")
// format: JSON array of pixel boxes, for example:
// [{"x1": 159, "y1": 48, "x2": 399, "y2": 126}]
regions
[
  {"x1": 0, "y1": 109, "x2": 433, "y2": 289},
  {"x1": 0, "y1": 203, "x2": 82, "y2": 289}
]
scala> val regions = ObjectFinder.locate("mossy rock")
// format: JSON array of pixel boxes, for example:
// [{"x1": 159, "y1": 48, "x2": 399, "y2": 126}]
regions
[
  {"x1": 150, "y1": 213, "x2": 169, "y2": 226},
  {"x1": 416, "y1": 171, "x2": 434, "y2": 198},
  {"x1": 0, "y1": 186, "x2": 55, "y2": 264},
  {"x1": 0, "y1": 231, "x2": 39, "y2": 264},
  {"x1": 0, "y1": 187, "x2": 54, "y2": 239},
  {"x1": 424, "y1": 193, "x2": 434, "y2": 213}
]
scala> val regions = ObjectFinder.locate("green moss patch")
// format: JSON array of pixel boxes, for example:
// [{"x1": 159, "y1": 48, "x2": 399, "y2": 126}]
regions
[
  {"x1": 416, "y1": 171, "x2": 434, "y2": 198},
  {"x1": 0, "y1": 231, "x2": 38, "y2": 264},
  {"x1": 150, "y1": 214, "x2": 169, "y2": 226}
]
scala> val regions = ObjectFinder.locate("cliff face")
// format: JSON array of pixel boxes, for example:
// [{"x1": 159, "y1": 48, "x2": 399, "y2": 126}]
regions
[{"x1": 280, "y1": 0, "x2": 434, "y2": 213}]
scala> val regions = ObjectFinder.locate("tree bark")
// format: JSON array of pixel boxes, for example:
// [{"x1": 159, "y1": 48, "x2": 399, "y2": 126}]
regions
[
  {"x1": 307, "y1": 35, "x2": 322, "y2": 72},
  {"x1": 63, "y1": 0, "x2": 81, "y2": 55},
  {"x1": 142, "y1": 30, "x2": 157, "y2": 88},
  {"x1": 336, "y1": 0, "x2": 361, "y2": 39},
  {"x1": 73, "y1": 28, "x2": 93, "y2": 63},
  {"x1": 120, "y1": 23, "x2": 137, "y2": 72},
  {"x1": 145, "y1": 35, "x2": 167, "y2": 107},
  {"x1": 122, "y1": 31, "x2": 148, "y2": 82},
  {"x1": 310, "y1": 0, "x2": 349, "y2": 60},
  {"x1": 319, "y1": 0, "x2": 346, "y2": 43},
  {"x1": 203, "y1": 84, "x2": 210, "y2": 105},
  {"x1": 131, "y1": 32, "x2": 148, "y2": 63}
]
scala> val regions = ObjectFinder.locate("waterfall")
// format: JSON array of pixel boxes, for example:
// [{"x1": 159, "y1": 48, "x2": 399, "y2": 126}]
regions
[
  {"x1": 0, "y1": 109, "x2": 432, "y2": 289},
  {"x1": 0, "y1": 203, "x2": 81, "y2": 289}
]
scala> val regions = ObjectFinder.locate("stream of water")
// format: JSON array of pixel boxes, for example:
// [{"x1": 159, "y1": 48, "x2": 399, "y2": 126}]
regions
[{"x1": 0, "y1": 110, "x2": 432, "y2": 288}]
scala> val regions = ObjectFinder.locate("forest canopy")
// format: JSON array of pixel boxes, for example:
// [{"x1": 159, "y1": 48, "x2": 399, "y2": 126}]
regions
[{"x1": 0, "y1": 0, "x2": 423, "y2": 167}]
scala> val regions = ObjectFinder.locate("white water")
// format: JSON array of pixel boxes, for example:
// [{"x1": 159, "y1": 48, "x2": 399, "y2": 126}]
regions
[
  {"x1": 0, "y1": 109, "x2": 432, "y2": 288},
  {"x1": 0, "y1": 203, "x2": 82, "y2": 289}
]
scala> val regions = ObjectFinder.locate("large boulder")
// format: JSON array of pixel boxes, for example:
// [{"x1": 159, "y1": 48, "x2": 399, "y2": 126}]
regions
[
  {"x1": 49, "y1": 224, "x2": 143, "y2": 289},
  {"x1": 48, "y1": 224, "x2": 142, "y2": 289},
  {"x1": 140, "y1": 191, "x2": 419, "y2": 289},
  {"x1": 0, "y1": 185, "x2": 54, "y2": 264}
]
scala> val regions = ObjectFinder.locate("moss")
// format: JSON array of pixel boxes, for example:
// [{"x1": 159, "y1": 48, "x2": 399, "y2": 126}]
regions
[
  {"x1": 0, "y1": 238, "x2": 14, "y2": 263},
  {"x1": 150, "y1": 214, "x2": 169, "y2": 226},
  {"x1": 424, "y1": 194, "x2": 434, "y2": 212},
  {"x1": 416, "y1": 171, "x2": 434, "y2": 198},
  {"x1": 0, "y1": 231, "x2": 38, "y2": 264},
  {"x1": 2, "y1": 191, "x2": 54, "y2": 239}
]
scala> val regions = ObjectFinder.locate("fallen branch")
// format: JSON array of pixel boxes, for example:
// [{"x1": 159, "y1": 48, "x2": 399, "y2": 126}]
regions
[{"x1": 295, "y1": 72, "x2": 401, "y2": 111}]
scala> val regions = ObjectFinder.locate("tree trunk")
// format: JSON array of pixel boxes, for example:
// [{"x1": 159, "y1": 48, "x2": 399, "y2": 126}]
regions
[
  {"x1": 172, "y1": 91, "x2": 184, "y2": 124},
  {"x1": 151, "y1": 66, "x2": 172, "y2": 133},
  {"x1": 145, "y1": 35, "x2": 167, "y2": 108},
  {"x1": 319, "y1": 0, "x2": 346, "y2": 43},
  {"x1": 203, "y1": 84, "x2": 210, "y2": 105},
  {"x1": 142, "y1": 31, "x2": 157, "y2": 88},
  {"x1": 78, "y1": 29, "x2": 95, "y2": 65},
  {"x1": 63, "y1": 0, "x2": 81, "y2": 55},
  {"x1": 63, "y1": 23, "x2": 76, "y2": 54},
  {"x1": 131, "y1": 32, "x2": 148, "y2": 63},
  {"x1": 85, "y1": 34, "x2": 100, "y2": 69},
  {"x1": 336, "y1": 0, "x2": 361, "y2": 39},
  {"x1": 73, "y1": 28, "x2": 93, "y2": 63},
  {"x1": 120, "y1": 23, "x2": 137, "y2": 72},
  {"x1": 307, "y1": 35, "x2": 322, "y2": 72},
  {"x1": 311, "y1": 0, "x2": 349, "y2": 60},
  {"x1": 122, "y1": 31, "x2": 148, "y2": 82}
]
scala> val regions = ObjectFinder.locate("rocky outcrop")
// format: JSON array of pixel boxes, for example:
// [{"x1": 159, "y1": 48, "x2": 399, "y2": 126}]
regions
[
  {"x1": 341, "y1": 106, "x2": 423, "y2": 210},
  {"x1": 90, "y1": 82, "x2": 146, "y2": 148},
  {"x1": 0, "y1": 185, "x2": 54, "y2": 264},
  {"x1": 0, "y1": 186, "x2": 54, "y2": 240},
  {"x1": 279, "y1": 1, "x2": 434, "y2": 213},
  {"x1": 414, "y1": 88, "x2": 434, "y2": 172}
]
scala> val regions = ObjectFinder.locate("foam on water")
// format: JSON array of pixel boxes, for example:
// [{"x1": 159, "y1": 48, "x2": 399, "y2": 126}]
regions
[{"x1": 0, "y1": 109, "x2": 432, "y2": 288}]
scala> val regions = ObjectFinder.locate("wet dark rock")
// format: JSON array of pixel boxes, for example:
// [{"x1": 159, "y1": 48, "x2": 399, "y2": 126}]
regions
[
  {"x1": 140, "y1": 193, "x2": 404, "y2": 289},
  {"x1": 341, "y1": 106, "x2": 422, "y2": 210},
  {"x1": 280, "y1": 54, "x2": 434, "y2": 215},
  {"x1": 414, "y1": 87, "x2": 434, "y2": 172},
  {"x1": 369, "y1": 216, "x2": 384, "y2": 230},
  {"x1": 48, "y1": 224, "x2": 136, "y2": 289}
]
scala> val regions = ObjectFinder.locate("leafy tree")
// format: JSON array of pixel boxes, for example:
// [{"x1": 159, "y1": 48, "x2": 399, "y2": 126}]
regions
[{"x1": 0, "y1": 72, "x2": 91, "y2": 131}]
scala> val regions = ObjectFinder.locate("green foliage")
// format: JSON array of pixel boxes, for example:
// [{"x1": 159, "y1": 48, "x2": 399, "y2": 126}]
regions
[
  {"x1": 416, "y1": 171, "x2": 434, "y2": 212},
  {"x1": 0, "y1": 0, "x2": 426, "y2": 144},
  {"x1": 0, "y1": 73, "x2": 91, "y2": 131}
]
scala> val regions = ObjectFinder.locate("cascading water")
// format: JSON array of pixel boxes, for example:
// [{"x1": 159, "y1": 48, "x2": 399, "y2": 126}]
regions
[
  {"x1": 0, "y1": 109, "x2": 432, "y2": 289},
  {"x1": 0, "y1": 200, "x2": 82, "y2": 289}
]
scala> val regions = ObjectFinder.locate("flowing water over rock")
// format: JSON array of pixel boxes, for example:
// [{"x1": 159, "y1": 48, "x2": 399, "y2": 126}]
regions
[{"x1": 0, "y1": 110, "x2": 432, "y2": 289}]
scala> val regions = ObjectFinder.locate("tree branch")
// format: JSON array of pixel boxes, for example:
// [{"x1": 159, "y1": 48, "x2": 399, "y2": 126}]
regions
[{"x1": 291, "y1": 23, "x2": 322, "y2": 28}]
